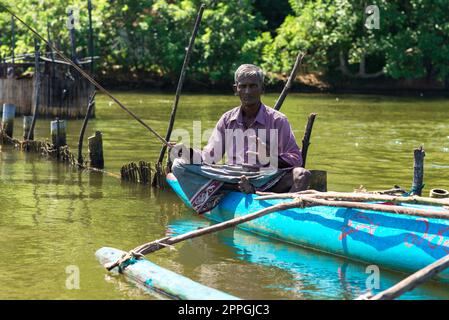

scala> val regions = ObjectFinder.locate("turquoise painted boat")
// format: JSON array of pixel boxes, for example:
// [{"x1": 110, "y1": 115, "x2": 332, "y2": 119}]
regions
[
  {"x1": 96, "y1": 247, "x2": 240, "y2": 300},
  {"x1": 167, "y1": 173, "x2": 449, "y2": 283}
]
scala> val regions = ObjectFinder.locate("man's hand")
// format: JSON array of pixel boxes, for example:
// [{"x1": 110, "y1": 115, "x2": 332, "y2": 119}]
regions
[
  {"x1": 169, "y1": 142, "x2": 193, "y2": 163},
  {"x1": 238, "y1": 175, "x2": 256, "y2": 194},
  {"x1": 246, "y1": 135, "x2": 270, "y2": 157}
]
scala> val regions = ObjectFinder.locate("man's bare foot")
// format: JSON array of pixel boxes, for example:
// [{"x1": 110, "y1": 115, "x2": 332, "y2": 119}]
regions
[{"x1": 238, "y1": 175, "x2": 255, "y2": 194}]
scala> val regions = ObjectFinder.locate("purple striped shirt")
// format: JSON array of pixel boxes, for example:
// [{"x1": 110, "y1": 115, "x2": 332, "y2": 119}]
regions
[{"x1": 197, "y1": 104, "x2": 302, "y2": 168}]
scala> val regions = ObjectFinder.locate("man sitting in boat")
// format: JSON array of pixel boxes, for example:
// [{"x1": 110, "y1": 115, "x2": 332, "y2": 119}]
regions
[{"x1": 170, "y1": 64, "x2": 311, "y2": 213}]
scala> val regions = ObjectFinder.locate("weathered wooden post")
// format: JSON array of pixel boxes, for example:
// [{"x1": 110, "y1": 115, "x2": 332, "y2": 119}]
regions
[
  {"x1": 88, "y1": 131, "x2": 104, "y2": 169},
  {"x1": 51, "y1": 118, "x2": 67, "y2": 148},
  {"x1": 300, "y1": 113, "x2": 327, "y2": 191},
  {"x1": 77, "y1": 91, "x2": 96, "y2": 165},
  {"x1": 23, "y1": 116, "x2": 33, "y2": 140},
  {"x1": 1, "y1": 103, "x2": 16, "y2": 139},
  {"x1": 28, "y1": 39, "x2": 41, "y2": 141},
  {"x1": 412, "y1": 146, "x2": 425, "y2": 196}
]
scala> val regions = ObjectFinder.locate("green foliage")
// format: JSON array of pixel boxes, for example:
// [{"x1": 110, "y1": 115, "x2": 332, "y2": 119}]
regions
[
  {"x1": 0, "y1": 0, "x2": 265, "y2": 85},
  {"x1": 0, "y1": 0, "x2": 448, "y2": 86},
  {"x1": 260, "y1": 0, "x2": 449, "y2": 81}
]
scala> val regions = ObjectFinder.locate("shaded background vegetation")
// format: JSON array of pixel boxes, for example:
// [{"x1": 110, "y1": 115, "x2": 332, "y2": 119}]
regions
[{"x1": 0, "y1": 0, "x2": 448, "y2": 91}]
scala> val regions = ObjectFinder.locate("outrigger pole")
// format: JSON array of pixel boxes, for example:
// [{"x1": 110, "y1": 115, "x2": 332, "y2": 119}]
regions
[{"x1": 0, "y1": 3, "x2": 170, "y2": 147}]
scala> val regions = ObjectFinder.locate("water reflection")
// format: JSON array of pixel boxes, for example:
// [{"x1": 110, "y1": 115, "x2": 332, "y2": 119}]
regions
[{"x1": 167, "y1": 216, "x2": 449, "y2": 300}]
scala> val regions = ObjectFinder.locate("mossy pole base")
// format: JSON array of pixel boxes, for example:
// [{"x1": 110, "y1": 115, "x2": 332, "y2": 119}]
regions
[
  {"x1": 2, "y1": 103, "x2": 15, "y2": 139},
  {"x1": 88, "y1": 131, "x2": 104, "y2": 169}
]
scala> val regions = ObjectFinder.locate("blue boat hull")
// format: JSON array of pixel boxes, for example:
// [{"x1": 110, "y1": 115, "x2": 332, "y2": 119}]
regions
[{"x1": 167, "y1": 174, "x2": 449, "y2": 282}]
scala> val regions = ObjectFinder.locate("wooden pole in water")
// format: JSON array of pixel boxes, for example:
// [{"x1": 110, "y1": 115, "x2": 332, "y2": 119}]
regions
[
  {"x1": 87, "y1": 0, "x2": 94, "y2": 74},
  {"x1": 1, "y1": 103, "x2": 15, "y2": 139},
  {"x1": 152, "y1": 3, "x2": 205, "y2": 187},
  {"x1": 28, "y1": 39, "x2": 41, "y2": 141},
  {"x1": 412, "y1": 146, "x2": 425, "y2": 196},
  {"x1": 46, "y1": 21, "x2": 54, "y2": 112},
  {"x1": 301, "y1": 113, "x2": 316, "y2": 168},
  {"x1": 88, "y1": 131, "x2": 104, "y2": 169},
  {"x1": 77, "y1": 91, "x2": 96, "y2": 165},
  {"x1": 23, "y1": 115, "x2": 33, "y2": 140},
  {"x1": 51, "y1": 118, "x2": 67, "y2": 148},
  {"x1": 367, "y1": 254, "x2": 449, "y2": 300},
  {"x1": 274, "y1": 52, "x2": 305, "y2": 111}
]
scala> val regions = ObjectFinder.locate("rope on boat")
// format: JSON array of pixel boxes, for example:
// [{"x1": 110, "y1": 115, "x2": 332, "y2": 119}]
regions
[{"x1": 402, "y1": 184, "x2": 425, "y2": 197}]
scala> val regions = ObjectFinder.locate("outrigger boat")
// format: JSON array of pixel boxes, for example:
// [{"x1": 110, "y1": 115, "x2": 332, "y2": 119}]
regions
[{"x1": 166, "y1": 173, "x2": 449, "y2": 283}]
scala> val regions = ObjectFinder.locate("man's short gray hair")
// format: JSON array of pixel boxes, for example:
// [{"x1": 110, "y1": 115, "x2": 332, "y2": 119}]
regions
[{"x1": 234, "y1": 64, "x2": 264, "y2": 85}]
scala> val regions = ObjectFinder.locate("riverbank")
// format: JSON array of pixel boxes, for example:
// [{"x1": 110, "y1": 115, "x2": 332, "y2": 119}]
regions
[{"x1": 98, "y1": 71, "x2": 449, "y2": 96}]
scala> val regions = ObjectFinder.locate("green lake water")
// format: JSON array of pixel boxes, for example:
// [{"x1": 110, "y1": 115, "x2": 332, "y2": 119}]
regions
[{"x1": 1, "y1": 92, "x2": 449, "y2": 299}]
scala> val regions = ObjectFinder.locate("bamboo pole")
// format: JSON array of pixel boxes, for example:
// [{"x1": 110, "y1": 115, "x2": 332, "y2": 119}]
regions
[
  {"x1": 299, "y1": 196, "x2": 449, "y2": 219},
  {"x1": 104, "y1": 199, "x2": 302, "y2": 271},
  {"x1": 255, "y1": 191, "x2": 449, "y2": 207},
  {"x1": 153, "y1": 4, "x2": 206, "y2": 187},
  {"x1": 273, "y1": 52, "x2": 305, "y2": 111},
  {"x1": 367, "y1": 254, "x2": 449, "y2": 300}
]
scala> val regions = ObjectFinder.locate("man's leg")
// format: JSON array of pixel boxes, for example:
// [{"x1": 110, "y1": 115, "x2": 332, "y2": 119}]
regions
[
  {"x1": 290, "y1": 167, "x2": 311, "y2": 192},
  {"x1": 267, "y1": 167, "x2": 311, "y2": 193}
]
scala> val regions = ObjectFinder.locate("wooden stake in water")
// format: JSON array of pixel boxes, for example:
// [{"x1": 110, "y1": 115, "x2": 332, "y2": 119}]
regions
[
  {"x1": 78, "y1": 91, "x2": 96, "y2": 165},
  {"x1": 51, "y1": 119, "x2": 67, "y2": 148},
  {"x1": 23, "y1": 115, "x2": 33, "y2": 140},
  {"x1": 28, "y1": 39, "x2": 41, "y2": 141},
  {"x1": 88, "y1": 131, "x2": 104, "y2": 169},
  {"x1": 2, "y1": 103, "x2": 15, "y2": 138}
]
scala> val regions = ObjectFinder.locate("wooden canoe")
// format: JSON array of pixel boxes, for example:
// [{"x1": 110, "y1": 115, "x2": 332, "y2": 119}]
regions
[{"x1": 167, "y1": 173, "x2": 449, "y2": 283}]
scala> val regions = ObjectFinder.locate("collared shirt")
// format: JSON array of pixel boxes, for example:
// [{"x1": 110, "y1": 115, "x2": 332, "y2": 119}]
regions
[{"x1": 197, "y1": 103, "x2": 302, "y2": 168}]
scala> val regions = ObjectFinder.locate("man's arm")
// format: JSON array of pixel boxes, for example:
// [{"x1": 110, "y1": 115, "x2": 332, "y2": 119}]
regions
[
  {"x1": 201, "y1": 114, "x2": 227, "y2": 164},
  {"x1": 276, "y1": 117, "x2": 303, "y2": 168}
]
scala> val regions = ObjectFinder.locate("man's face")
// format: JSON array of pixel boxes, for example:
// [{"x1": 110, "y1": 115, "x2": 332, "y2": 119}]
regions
[{"x1": 234, "y1": 74, "x2": 263, "y2": 107}]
